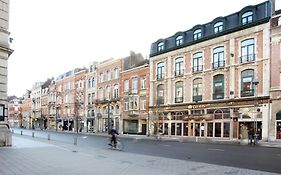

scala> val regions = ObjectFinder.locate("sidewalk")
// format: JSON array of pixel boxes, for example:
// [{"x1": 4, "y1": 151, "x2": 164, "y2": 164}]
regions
[{"x1": 0, "y1": 135, "x2": 279, "y2": 175}]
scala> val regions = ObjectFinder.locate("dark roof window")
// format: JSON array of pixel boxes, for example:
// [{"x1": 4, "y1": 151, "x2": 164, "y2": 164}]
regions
[{"x1": 242, "y1": 11, "x2": 253, "y2": 25}]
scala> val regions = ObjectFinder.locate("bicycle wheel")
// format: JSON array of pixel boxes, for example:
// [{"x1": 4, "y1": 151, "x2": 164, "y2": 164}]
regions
[{"x1": 116, "y1": 140, "x2": 124, "y2": 151}]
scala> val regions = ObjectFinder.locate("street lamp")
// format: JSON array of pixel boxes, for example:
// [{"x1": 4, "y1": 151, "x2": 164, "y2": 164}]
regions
[{"x1": 252, "y1": 79, "x2": 259, "y2": 144}]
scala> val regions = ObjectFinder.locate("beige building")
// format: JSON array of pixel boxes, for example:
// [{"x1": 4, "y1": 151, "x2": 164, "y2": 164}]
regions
[
  {"x1": 149, "y1": 1, "x2": 272, "y2": 141},
  {"x1": 0, "y1": 0, "x2": 13, "y2": 146}
]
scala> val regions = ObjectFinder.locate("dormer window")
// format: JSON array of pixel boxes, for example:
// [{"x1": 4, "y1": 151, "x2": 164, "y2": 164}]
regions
[
  {"x1": 176, "y1": 35, "x2": 183, "y2": 46},
  {"x1": 242, "y1": 11, "x2": 253, "y2": 25},
  {"x1": 214, "y1": 21, "x2": 223, "y2": 33},
  {"x1": 193, "y1": 29, "x2": 202, "y2": 40},
  {"x1": 157, "y1": 42, "x2": 164, "y2": 52}
]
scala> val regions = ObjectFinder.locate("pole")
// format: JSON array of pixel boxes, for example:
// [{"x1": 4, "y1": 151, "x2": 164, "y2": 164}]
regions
[{"x1": 56, "y1": 105, "x2": 58, "y2": 131}]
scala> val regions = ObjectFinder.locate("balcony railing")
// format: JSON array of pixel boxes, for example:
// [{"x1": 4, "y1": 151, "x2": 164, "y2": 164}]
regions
[
  {"x1": 156, "y1": 97, "x2": 164, "y2": 105},
  {"x1": 156, "y1": 73, "x2": 165, "y2": 80},
  {"x1": 240, "y1": 54, "x2": 255, "y2": 63},
  {"x1": 212, "y1": 61, "x2": 225, "y2": 69},
  {"x1": 175, "y1": 97, "x2": 183, "y2": 103},
  {"x1": 174, "y1": 69, "x2": 184, "y2": 77},
  {"x1": 213, "y1": 93, "x2": 224, "y2": 100},
  {"x1": 193, "y1": 95, "x2": 202, "y2": 102},
  {"x1": 241, "y1": 89, "x2": 254, "y2": 97},
  {"x1": 192, "y1": 65, "x2": 203, "y2": 73}
]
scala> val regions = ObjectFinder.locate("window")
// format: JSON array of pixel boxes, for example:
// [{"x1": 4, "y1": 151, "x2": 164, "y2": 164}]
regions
[
  {"x1": 175, "y1": 57, "x2": 184, "y2": 76},
  {"x1": 242, "y1": 11, "x2": 253, "y2": 25},
  {"x1": 157, "y1": 62, "x2": 165, "y2": 80},
  {"x1": 107, "y1": 70, "x2": 111, "y2": 81},
  {"x1": 241, "y1": 39, "x2": 255, "y2": 63},
  {"x1": 140, "y1": 99, "x2": 146, "y2": 110},
  {"x1": 241, "y1": 69, "x2": 254, "y2": 97},
  {"x1": 193, "y1": 29, "x2": 202, "y2": 40},
  {"x1": 193, "y1": 52, "x2": 203, "y2": 72},
  {"x1": 100, "y1": 72, "x2": 104, "y2": 83},
  {"x1": 106, "y1": 86, "x2": 110, "y2": 99},
  {"x1": 276, "y1": 111, "x2": 281, "y2": 139},
  {"x1": 207, "y1": 123, "x2": 213, "y2": 137},
  {"x1": 215, "y1": 123, "x2": 221, "y2": 137},
  {"x1": 124, "y1": 80, "x2": 129, "y2": 93},
  {"x1": 98, "y1": 88, "x2": 103, "y2": 99},
  {"x1": 193, "y1": 78, "x2": 203, "y2": 102},
  {"x1": 140, "y1": 77, "x2": 146, "y2": 89},
  {"x1": 114, "y1": 68, "x2": 119, "y2": 79},
  {"x1": 213, "y1": 74, "x2": 224, "y2": 99},
  {"x1": 213, "y1": 47, "x2": 225, "y2": 68},
  {"x1": 0, "y1": 105, "x2": 4, "y2": 121},
  {"x1": 176, "y1": 35, "x2": 183, "y2": 46},
  {"x1": 214, "y1": 21, "x2": 223, "y2": 33},
  {"x1": 132, "y1": 77, "x2": 138, "y2": 94},
  {"x1": 157, "y1": 84, "x2": 164, "y2": 105},
  {"x1": 88, "y1": 94, "x2": 91, "y2": 105},
  {"x1": 92, "y1": 78, "x2": 95, "y2": 88},
  {"x1": 158, "y1": 42, "x2": 164, "y2": 52},
  {"x1": 115, "y1": 105, "x2": 119, "y2": 114},
  {"x1": 114, "y1": 84, "x2": 119, "y2": 99},
  {"x1": 223, "y1": 123, "x2": 230, "y2": 138},
  {"x1": 175, "y1": 81, "x2": 183, "y2": 103},
  {"x1": 124, "y1": 99, "x2": 129, "y2": 111},
  {"x1": 88, "y1": 79, "x2": 91, "y2": 88}
]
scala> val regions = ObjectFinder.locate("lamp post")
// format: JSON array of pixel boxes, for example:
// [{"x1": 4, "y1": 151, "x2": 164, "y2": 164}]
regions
[{"x1": 252, "y1": 79, "x2": 259, "y2": 145}]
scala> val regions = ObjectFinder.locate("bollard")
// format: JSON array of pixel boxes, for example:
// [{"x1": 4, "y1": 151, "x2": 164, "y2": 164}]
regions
[
  {"x1": 74, "y1": 137, "x2": 77, "y2": 145},
  {"x1": 48, "y1": 134, "x2": 50, "y2": 140},
  {"x1": 32, "y1": 132, "x2": 34, "y2": 137},
  {"x1": 21, "y1": 131, "x2": 23, "y2": 135}
]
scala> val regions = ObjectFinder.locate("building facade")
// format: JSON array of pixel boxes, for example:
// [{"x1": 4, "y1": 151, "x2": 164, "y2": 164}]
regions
[
  {"x1": 120, "y1": 63, "x2": 149, "y2": 135},
  {"x1": 21, "y1": 90, "x2": 32, "y2": 128},
  {"x1": 95, "y1": 58, "x2": 122, "y2": 133},
  {"x1": 149, "y1": 1, "x2": 272, "y2": 141}
]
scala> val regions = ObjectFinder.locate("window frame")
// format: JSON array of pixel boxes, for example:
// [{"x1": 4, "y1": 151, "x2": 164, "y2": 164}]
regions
[
  {"x1": 213, "y1": 74, "x2": 224, "y2": 100},
  {"x1": 175, "y1": 35, "x2": 183, "y2": 46},
  {"x1": 157, "y1": 42, "x2": 164, "y2": 52},
  {"x1": 193, "y1": 29, "x2": 202, "y2": 40},
  {"x1": 193, "y1": 52, "x2": 203, "y2": 72},
  {"x1": 240, "y1": 38, "x2": 255, "y2": 63},
  {"x1": 175, "y1": 81, "x2": 184, "y2": 103},
  {"x1": 214, "y1": 21, "x2": 223, "y2": 33},
  {"x1": 242, "y1": 11, "x2": 253, "y2": 25},
  {"x1": 241, "y1": 69, "x2": 255, "y2": 97},
  {"x1": 157, "y1": 62, "x2": 165, "y2": 80},
  {"x1": 193, "y1": 78, "x2": 203, "y2": 102},
  {"x1": 213, "y1": 47, "x2": 225, "y2": 69}
]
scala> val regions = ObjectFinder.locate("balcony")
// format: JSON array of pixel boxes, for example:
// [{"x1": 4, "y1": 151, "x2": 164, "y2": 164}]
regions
[
  {"x1": 212, "y1": 61, "x2": 225, "y2": 69},
  {"x1": 241, "y1": 89, "x2": 254, "y2": 97},
  {"x1": 175, "y1": 97, "x2": 183, "y2": 103},
  {"x1": 213, "y1": 93, "x2": 224, "y2": 100},
  {"x1": 156, "y1": 73, "x2": 165, "y2": 80},
  {"x1": 174, "y1": 69, "x2": 184, "y2": 77},
  {"x1": 240, "y1": 54, "x2": 255, "y2": 63},
  {"x1": 193, "y1": 95, "x2": 202, "y2": 102},
  {"x1": 156, "y1": 97, "x2": 164, "y2": 105},
  {"x1": 192, "y1": 65, "x2": 203, "y2": 73}
]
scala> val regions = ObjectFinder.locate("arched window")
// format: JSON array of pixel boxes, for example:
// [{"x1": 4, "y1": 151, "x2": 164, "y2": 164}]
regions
[
  {"x1": 175, "y1": 57, "x2": 184, "y2": 76},
  {"x1": 193, "y1": 52, "x2": 203, "y2": 72},
  {"x1": 242, "y1": 11, "x2": 253, "y2": 25},
  {"x1": 241, "y1": 38, "x2": 255, "y2": 63},
  {"x1": 214, "y1": 21, "x2": 223, "y2": 33},
  {"x1": 276, "y1": 111, "x2": 281, "y2": 139},
  {"x1": 98, "y1": 87, "x2": 103, "y2": 99},
  {"x1": 175, "y1": 81, "x2": 183, "y2": 103},
  {"x1": 213, "y1": 47, "x2": 225, "y2": 68},
  {"x1": 241, "y1": 69, "x2": 254, "y2": 97},
  {"x1": 157, "y1": 42, "x2": 164, "y2": 52},
  {"x1": 176, "y1": 35, "x2": 183, "y2": 46},
  {"x1": 193, "y1": 78, "x2": 203, "y2": 102},
  {"x1": 193, "y1": 29, "x2": 202, "y2": 40},
  {"x1": 114, "y1": 84, "x2": 119, "y2": 99},
  {"x1": 157, "y1": 62, "x2": 165, "y2": 80},
  {"x1": 114, "y1": 68, "x2": 119, "y2": 79},
  {"x1": 213, "y1": 74, "x2": 224, "y2": 99},
  {"x1": 157, "y1": 84, "x2": 164, "y2": 105}
]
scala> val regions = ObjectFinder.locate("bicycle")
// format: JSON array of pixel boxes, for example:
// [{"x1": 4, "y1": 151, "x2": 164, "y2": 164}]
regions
[{"x1": 108, "y1": 137, "x2": 124, "y2": 151}]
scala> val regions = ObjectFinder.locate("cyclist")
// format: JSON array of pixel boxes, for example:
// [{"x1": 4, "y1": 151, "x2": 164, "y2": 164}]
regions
[{"x1": 108, "y1": 128, "x2": 119, "y2": 148}]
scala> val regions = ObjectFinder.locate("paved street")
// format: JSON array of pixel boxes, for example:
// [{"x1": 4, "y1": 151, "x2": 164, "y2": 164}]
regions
[{"x1": 0, "y1": 135, "x2": 280, "y2": 175}]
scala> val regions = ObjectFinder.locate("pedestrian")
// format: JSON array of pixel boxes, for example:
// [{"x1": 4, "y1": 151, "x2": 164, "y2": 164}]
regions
[{"x1": 248, "y1": 128, "x2": 253, "y2": 144}]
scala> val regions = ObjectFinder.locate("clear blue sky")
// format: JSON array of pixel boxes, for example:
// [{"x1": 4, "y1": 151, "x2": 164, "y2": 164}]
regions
[{"x1": 7, "y1": 0, "x2": 280, "y2": 97}]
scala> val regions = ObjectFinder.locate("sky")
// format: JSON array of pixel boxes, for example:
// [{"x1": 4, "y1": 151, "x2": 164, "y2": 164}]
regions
[{"x1": 7, "y1": 0, "x2": 280, "y2": 97}]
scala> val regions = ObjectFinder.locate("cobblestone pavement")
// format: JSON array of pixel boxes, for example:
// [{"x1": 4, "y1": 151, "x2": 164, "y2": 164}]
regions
[{"x1": 0, "y1": 135, "x2": 279, "y2": 175}]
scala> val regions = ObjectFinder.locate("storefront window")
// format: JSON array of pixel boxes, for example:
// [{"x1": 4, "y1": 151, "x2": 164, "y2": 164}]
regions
[
  {"x1": 164, "y1": 123, "x2": 168, "y2": 135},
  {"x1": 215, "y1": 123, "x2": 221, "y2": 137},
  {"x1": 195, "y1": 123, "x2": 200, "y2": 136},
  {"x1": 171, "y1": 123, "x2": 175, "y2": 135},
  {"x1": 200, "y1": 123, "x2": 205, "y2": 137},
  {"x1": 276, "y1": 111, "x2": 281, "y2": 139},
  {"x1": 207, "y1": 123, "x2": 213, "y2": 137},
  {"x1": 183, "y1": 123, "x2": 188, "y2": 136},
  {"x1": 177, "y1": 123, "x2": 182, "y2": 136},
  {"x1": 223, "y1": 122, "x2": 230, "y2": 137}
]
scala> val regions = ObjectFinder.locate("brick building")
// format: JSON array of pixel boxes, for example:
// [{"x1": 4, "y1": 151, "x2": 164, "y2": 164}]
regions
[{"x1": 149, "y1": 1, "x2": 272, "y2": 141}]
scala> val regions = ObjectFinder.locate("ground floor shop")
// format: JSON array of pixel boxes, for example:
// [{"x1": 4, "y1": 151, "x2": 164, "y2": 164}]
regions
[
  {"x1": 96, "y1": 115, "x2": 120, "y2": 133},
  {"x1": 150, "y1": 97, "x2": 270, "y2": 141},
  {"x1": 123, "y1": 119, "x2": 147, "y2": 135}
]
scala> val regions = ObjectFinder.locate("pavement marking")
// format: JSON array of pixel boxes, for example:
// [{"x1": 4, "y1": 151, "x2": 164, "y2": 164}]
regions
[
  {"x1": 207, "y1": 148, "x2": 224, "y2": 152},
  {"x1": 162, "y1": 144, "x2": 171, "y2": 147}
]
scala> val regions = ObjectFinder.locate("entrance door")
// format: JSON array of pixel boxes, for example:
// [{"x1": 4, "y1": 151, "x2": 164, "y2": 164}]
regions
[{"x1": 141, "y1": 124, "x2": 146, "y2": 135}]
